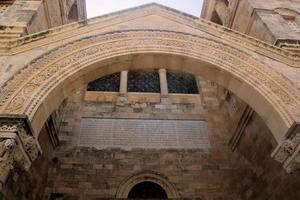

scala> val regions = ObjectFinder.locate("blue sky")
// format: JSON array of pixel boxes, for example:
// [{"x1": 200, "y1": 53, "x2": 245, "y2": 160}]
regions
[{"x1": 86, "y1": 0, "x2": 204, "y2": 18}]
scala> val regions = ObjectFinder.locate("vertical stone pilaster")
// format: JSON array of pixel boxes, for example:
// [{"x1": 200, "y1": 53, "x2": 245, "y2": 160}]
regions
[
  {"x1": 119, "y1": 70, "x2": 128, "y2": 97},
  {"x1": 117, "y1": 70, "x2": 129, "y2": 105},
  {"x1": 159, "y1": 69, "x2": 168, "y2": 97},
  {"x1": 158, "y1": 68, "x2": 170, "y2": 104}
]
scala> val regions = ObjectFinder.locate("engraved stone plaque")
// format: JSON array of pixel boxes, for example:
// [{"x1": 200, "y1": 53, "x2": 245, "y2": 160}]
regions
[{"x1": 79, "y1": 118, "x2": 210, "y2": 150}]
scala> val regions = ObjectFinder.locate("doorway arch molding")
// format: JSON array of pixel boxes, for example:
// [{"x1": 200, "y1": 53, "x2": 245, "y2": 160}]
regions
[
  {"x1": 0, "y1": 30, "x2": 300, "y2": 170},
  {"x1": 116, "y1": 171, "x2": 179, "y2": 198}
]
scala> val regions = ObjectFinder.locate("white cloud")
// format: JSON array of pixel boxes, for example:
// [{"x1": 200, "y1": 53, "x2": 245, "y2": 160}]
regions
[{"x1": 86, "y1": 0, "x2": 203, "y2": 18}]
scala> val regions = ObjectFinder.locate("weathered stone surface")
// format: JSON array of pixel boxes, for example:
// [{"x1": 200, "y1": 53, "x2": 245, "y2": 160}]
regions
[
  {"x1": 79, "y1": 118, "x2": 210, "y2": 150},
  {"x1": 0, "y1": 1, "x2": 300, "y2": 200}
]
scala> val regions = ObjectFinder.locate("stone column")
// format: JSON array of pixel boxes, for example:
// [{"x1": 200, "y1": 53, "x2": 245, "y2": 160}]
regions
[
  {"x1": 119, "y1": 70, "x2": 128, "y2": 97},
  {"x1": 158, "y1": 68, "x2": 170, "y2": 105},
  {"x1": 158, "y1": 69, "x2": 169, "y2": 97}
]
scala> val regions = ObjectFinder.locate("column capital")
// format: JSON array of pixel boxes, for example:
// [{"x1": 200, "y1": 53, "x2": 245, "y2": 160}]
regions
[
  {"x1": 272, "y1": 122, "x2": 300, "y2": 173},
  {"x1": 0, "y1": 116, "x2": 41, "y2": 191},
  {"x1": 158, "y1": 68, "x2": 167, "y2": 73}
]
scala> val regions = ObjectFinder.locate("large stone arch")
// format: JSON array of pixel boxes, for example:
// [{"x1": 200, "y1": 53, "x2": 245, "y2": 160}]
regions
[{"x1": 0, "y1": 29, "x2": 300, "y2": 173}]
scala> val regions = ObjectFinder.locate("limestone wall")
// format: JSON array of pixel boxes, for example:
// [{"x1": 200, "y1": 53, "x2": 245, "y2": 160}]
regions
[
  {"x1": 3, "y1": 77, "x2": 300, "y2": 200},
  {"x1": 41, "y1": 80, "x2": 245, "y2": 200}
]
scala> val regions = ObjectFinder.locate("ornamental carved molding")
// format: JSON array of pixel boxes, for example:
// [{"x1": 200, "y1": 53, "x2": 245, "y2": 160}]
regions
[
  {"x1": 0, "y1": 30, "x2": 299, "y2": 123},
  {"x1": 0, "y1": 30, "x2": 300, "y2": 172},
  {"x1": 0, "y1": 117, "x2": 41, "y2": 190}
]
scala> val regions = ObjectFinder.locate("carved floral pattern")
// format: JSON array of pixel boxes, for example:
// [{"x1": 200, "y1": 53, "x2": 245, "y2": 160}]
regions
[
  {"x1": 0, "y1": 118, "x2": 39, "y2": 162},
  {"x1": 273, "y1": 131, "x2": 300, "y2": 173},
  {"x1": 0, "y1": 31, "x2": 300, "y2": 174},
  {"x1": 0, "y1": 31, "x2": 297, "y2": 123},
  {"x1": 0, "y1": 118, "x2": 40, "y2": 189}
]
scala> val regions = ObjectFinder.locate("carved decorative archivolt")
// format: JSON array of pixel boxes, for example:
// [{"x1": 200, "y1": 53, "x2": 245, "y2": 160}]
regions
[
  {"x1": 0, "y1": 31, "x2": 298, "y2": 119},
  {"x1": 0, "y1": 30, "x2": 299, "y2": 172}
]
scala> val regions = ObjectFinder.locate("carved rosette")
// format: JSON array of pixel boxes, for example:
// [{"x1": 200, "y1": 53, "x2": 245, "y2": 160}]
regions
[
  {"x1": 272, "y1": 123, "x2": 300, "y2": 173},
  {"x1": 0, "y1": 117, "x2": 41, "y2": 190}
]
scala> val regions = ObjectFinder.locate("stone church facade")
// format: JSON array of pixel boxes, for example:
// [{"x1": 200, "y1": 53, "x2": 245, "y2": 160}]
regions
[{"x1": 0, "y1": 0, "x2": 300, "y2": 199}]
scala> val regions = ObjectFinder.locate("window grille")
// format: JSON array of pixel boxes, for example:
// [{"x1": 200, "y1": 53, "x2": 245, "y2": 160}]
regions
[
  {"x1": 87, "y1": 73, "x2": 120, "y2": 92},
  {"x1": 128, "y1": 71, "x2": 160, "y2": 93},
  {"x1": 167, "y1": 72, "x2": 199, "y2": 94}
]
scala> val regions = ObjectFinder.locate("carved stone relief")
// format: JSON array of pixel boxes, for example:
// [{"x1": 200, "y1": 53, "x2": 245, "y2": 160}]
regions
[
  {"x1": 0, "y1": 117, "x2": 40, "y2": 190},
  {"x1": 0, "y1": 31, "x2": 299, "y2": 125},
  {"x1": 272, "y1": 124, "x2": 300, "y2": 173},
  {"x1": 0, "y1": 30, "x2": 299, "y2": 173},
  {"x1": 0, "y1": 138, "x2": 16, "y2": 190}
]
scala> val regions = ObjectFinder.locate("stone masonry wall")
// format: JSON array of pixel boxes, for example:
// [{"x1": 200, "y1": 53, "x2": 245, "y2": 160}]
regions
[
  {"x1": 217, "y1": 85, "x2": 300, "y2": 200},
  {"x1": 39, "y1": 78, "x2": 300, "y2": 200},
  {"x1": 232, "y1": 112, "x2": 300, "y2": 200},
  {"x1": 42, "y1": 80, "x2": 248, "y2": 200}
]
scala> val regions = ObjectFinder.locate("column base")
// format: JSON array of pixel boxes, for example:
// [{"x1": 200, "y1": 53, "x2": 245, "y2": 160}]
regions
[
  {"x1": 116, "y1": 95, "x2": 128, "y2": 106},
  {"x1": 160, "y1": 96, "x2": 171, "y2": 105}
]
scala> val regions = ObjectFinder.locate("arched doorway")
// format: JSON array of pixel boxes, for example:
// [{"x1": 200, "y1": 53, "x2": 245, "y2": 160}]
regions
[
  {"x1": 116, "y1": 172, "x2": 178, "y2": 198},
  {"x1": 128, "y1": 181, "x2": 168, "y2": 199}
]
